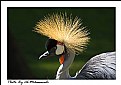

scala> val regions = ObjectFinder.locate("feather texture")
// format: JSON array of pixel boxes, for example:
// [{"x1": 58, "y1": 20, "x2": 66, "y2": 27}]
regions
[
  {"x1": 76, "y1": 52, "x2": 116, "y2": 79},
  {"x1": 34, "y1": 13, "x2": 90, "y2": 54}
]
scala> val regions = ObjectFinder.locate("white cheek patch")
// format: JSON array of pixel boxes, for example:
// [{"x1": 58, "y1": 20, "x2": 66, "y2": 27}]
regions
[{"x1": 56, "y1": 45, "x2": 64, "y2": 55}]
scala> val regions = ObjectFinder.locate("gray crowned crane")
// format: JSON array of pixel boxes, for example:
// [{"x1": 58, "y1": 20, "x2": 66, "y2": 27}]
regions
[{"x1": 34, "y1": 13, "x2": 116, "y2": 79}]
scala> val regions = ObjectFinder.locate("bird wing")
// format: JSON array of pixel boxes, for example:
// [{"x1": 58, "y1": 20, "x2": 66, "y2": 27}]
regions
[{"x1": 76, "y1": 52, "x2": 116, "y2": 79}]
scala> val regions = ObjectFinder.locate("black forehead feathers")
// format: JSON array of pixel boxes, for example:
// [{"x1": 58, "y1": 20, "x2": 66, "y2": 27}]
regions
[{"x1": 45, "y1": 39, "x2": 57, "y2": 51}]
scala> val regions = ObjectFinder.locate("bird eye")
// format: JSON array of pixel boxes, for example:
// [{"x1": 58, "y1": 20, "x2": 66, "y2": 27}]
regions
[
  {"x1": 45, "y1": 39, "x2": 57, "y2": 51},
  {"x1": 55, "y1": 45, "x2": 64, "y2": 55}
]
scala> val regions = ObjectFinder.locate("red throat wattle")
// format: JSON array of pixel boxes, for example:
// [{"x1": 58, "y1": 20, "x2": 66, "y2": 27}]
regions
[
  {"x1": 57, "y1": 41, "x2": 64, "y2": 64},
  {"x1": 59, "y1": 55, "x2": 64, "y2": 64}
]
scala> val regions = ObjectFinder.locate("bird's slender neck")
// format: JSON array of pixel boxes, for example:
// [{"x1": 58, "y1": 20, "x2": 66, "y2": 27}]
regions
[{"x1": 56, "y1": 48, "x2": 75, "y2": 79}]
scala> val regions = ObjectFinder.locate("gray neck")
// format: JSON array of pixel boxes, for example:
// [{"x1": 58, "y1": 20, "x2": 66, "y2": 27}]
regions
[{"x1": 56, "y1": 48, "x2": 75, "y2": 79}]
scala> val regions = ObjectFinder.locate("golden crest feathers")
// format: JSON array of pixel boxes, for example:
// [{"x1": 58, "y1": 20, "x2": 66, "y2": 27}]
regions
[{"x1": 34, "y1": 13, "x2": 90, "y2": 54}]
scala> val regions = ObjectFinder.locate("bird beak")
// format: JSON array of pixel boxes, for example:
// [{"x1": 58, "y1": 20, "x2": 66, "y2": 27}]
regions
[{"x1": 39, "y1": 51, "x2": 49, "y2": 59}]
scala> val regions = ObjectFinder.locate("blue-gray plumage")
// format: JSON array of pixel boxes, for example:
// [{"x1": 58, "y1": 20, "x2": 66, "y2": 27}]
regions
[{"x1": 76, "y1": 52, "x2": 116, "y2": 79}]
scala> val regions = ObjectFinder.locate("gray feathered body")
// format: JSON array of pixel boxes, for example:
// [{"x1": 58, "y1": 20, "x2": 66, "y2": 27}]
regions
[{"x1": 76, "y1": 52, "x2": 116, "y2": 79}]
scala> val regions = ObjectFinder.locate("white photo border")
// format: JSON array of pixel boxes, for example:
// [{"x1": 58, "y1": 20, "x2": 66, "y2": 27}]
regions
[{"x1": 1, "y1": 1, "x2": 121, "y2": 85}]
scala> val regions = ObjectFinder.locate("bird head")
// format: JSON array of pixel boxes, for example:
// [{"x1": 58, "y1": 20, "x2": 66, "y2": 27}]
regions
[
  {"x1": 34, "y1": 13, "x2": 90, "y2": 64},
  {"x1": 39, "y1": 38, "x2": 66, "y2": 64}
]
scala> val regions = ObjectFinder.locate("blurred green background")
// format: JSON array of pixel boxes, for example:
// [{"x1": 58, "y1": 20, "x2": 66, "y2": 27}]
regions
[{"x1": 8, "y1": 7, "x2": 115, "y2": 79}]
